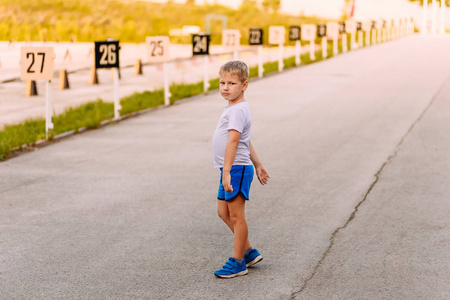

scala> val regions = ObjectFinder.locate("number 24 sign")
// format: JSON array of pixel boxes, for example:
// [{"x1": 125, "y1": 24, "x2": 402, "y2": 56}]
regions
[
  {"x1": 20, "y1": 47, "x2": 54, "y2": 81},
  {"x1": 192, "y1": 34, "x2": 210, "y2": 55},
  {"x1": 146, "y1": 36, "x2": 169, "y2": 62}
]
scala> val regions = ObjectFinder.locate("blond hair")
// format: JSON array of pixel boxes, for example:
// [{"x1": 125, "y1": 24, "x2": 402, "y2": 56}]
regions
[{"x1": 219, "y1": 60, "x2": 249, "y2": 83}]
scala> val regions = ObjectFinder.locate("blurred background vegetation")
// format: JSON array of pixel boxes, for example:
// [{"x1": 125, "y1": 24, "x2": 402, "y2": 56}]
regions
[{"x1": 0, "y1": 0, "x2": 332, "y2": 44}]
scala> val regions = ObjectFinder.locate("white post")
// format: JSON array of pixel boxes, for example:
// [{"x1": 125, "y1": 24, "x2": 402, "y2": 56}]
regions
[
  {"x1": 113, "y1": 68, "x2": 121, "y2": 120},
  {"x1": 422, "y1": 1, "x2": 429, "y2": 34},
  {"x1": 372, "y1": 28, "x2": 377, "y2": 44},
  {"x1": 45, "y1": 80, "x2": 54, "y2": 139},
  {"x1": 309, "y1": 39, "x2": 316, "y2": 60},
  {"x1": 342, "y1": 33, "x2": 348, "y2": 53},
  {"x1": 432, "y1": 0, "x2": 437, "y2": 33},
  {"x1": 322, "y1": 37, "x2": 327, "y2": 59},
  {"x1": 203, "y1": 55, "x2": 209, "y2": 94},
  {"x1": 278, "y1": 44, "x2": 284, "y2": 72},
  {"x1": 440, "y1": 1, "x2": 446, "y2": 34},
  {"x1": 163, "y1": 62, "x2": 171, "y2": 106},
  {"x1": 233, "y1": 50, "x2": 239, "y2": 60},
  {"x1": 295, "y1": 40, "x2": 301, "y2": 66},
  {"x1": 365, "y1": 30, "x2": 370, "y2": 46},
  {"x1": 258, "y1": 45, "x2": 264, "y2": 78},
  {"x1": 333, "y1": 37, "x2": 338, "y2": 55},
  {"x1": 377, "y1": 27, "x2": 382, "y2": 42}
]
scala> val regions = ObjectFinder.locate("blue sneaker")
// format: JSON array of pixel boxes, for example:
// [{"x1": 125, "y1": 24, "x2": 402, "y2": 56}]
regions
[
  {"x1": 244, "y1": 248, "x2": 263, "y2": 267},
  {"x1": 214, "y1": 257, "x2": 248, "y2": 278}
]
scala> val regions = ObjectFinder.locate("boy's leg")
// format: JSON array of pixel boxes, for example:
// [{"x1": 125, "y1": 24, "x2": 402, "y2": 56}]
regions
[
  {"x1": 217, "y1": 199, "x2": 251, "y2": 250},
  {"x1": 227, "y1": 194, "x2": 249, "y2": 259},
  {"x1": 217, "y1": 200, "x2": 234, "y2": 231}
]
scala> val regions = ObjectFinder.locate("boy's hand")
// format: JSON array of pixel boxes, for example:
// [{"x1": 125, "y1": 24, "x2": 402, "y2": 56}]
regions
[
  {"x1": 256, "y1": 166, "x2": 270, "y2": 185},
  {"x1": 222, "y1": 171, "x2": 234, "y2": 193}
]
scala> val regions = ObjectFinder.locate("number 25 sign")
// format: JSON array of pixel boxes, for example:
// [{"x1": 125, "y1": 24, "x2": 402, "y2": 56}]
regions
[
  {"x1": 20, "y1": 47, "x2": 54, "y2": 81},
  {"x1": 146, "y1": 36, "x2": 169, "y2": 62},
  {"x1": 95, "y1": 41, "x2": 120, "y2": 69}
]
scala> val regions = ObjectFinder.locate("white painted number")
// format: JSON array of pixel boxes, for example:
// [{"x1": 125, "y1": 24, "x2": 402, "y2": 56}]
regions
[
  {"x1": 250, "y1": 30, "x2": 262, "y2": 44},
  {"x1": 99, "y1": 44, "x2": 117, "y2": 65},
  {"x1": 290, "y1": 27, "x2": 300, "y2": 40},
  {"x1": 193, "y1": 35, "x2": 208, "y2": 53}
]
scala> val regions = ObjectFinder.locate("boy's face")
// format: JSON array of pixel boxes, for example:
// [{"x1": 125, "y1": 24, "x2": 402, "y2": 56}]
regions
[{"x1": 219, "y1": 72, "x2": 248, "y2": 104}]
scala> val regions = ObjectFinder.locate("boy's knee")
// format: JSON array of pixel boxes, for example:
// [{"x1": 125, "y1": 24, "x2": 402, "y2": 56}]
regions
[
  {"x1": 217, "y1": 209, "x2": 229, "y2": 221},
  {"x1": 229, "y1": 211, "x2": 245, "y2": 224}
]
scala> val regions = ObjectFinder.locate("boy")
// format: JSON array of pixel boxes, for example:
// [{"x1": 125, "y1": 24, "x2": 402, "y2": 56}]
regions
[{"x1": 212, "y1": 61, "x2": 270, "y2": 278}]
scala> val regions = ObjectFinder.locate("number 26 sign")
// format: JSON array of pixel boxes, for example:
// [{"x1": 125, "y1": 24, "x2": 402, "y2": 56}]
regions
[
  {"x1": 95, "y1": 41, "x2": 120, "y2": 69},
  {"x1": 20, "y1": 47, "x2": 54, "y2": 81}
]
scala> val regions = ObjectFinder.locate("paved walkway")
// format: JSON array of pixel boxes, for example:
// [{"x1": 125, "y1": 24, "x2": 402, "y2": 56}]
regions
[{"x1": 1, "y1": 35, "x2": 450, "y2": 299}]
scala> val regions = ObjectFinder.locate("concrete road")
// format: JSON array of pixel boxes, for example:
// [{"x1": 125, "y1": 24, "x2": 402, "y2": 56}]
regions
[{"x1": 1, "y1": 35, "x2": 450, "y2": 299}]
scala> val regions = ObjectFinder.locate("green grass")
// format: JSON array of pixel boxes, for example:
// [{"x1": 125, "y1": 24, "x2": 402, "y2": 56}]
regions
[
  {"x1": 263, "y1": 61, "x2": 279, "y2": 75},
  {"x1": 53, "y1": 100, "x2": 114, "y2": 133},
  {"x1": 0, "y1": 119, "x2": 46, "y2": 160},
  {"x1": 208, "y1": 78, "x2": 220, "y2": 91},
  {"x1": 120, "y1": 90, "x2": 164, "y2": 115},
  {"x1": 169, "y1": 82, "x2": 203, "y2": 103},
  {"x1": 249, "y1": 66, "x2": 258, "y2": 79}
]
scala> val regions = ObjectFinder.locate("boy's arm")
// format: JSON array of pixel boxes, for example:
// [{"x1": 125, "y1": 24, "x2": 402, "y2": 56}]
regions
[
  {"x1": 250, "y1": 140, "x2": 270, "y2": 185},
  {"x1": 222, "y1": 129, "x2": 241, "y2": 193}
]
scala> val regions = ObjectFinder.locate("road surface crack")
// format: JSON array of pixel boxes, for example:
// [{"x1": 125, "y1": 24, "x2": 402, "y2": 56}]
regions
[{"x1": 289, "y1": 78, "x2": 448, "y2": 299}]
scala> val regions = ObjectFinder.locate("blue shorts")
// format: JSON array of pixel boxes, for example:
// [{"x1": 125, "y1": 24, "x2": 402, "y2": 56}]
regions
[{"x1": 218, "y1": 165, "x2": 254, "y2": 201}]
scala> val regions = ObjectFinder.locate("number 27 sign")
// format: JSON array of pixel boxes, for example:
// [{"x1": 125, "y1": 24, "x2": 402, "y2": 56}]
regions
[{"x1": 20, "y1": 47, "x2": 54, "y2": 81}]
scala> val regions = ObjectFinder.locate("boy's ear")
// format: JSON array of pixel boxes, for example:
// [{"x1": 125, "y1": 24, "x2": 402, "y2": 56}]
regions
[{"x1": 242, "y1": 80, "x2": 249, "y2": 91}]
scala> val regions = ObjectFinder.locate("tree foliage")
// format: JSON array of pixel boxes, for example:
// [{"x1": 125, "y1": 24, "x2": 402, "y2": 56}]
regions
[
  {"x1": 0, "y1": 0, "x2": 328, "y2": 43},
  {"x1": 262, "y1": 0, "x2": 281, "y2": 14},
  {"x1": 408, "y1": 0, "x2": 449, "y2": 5}
]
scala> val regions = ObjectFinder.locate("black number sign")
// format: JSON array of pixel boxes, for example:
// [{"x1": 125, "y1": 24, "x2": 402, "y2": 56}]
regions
[
  {"x1": 357, "y1": 22, "x2": 362, "y2": 31},
  {"x1": 192, "y1": 34, "x2": 210, "y2": 55},
  {"x1": 317, "y1": 24, "x2": 327, "y2": 38},
  {"x1": 339, "y1": 22, "x2": 346, "y2": 34},
  {"x1": 95, "y1": 41, "x2": 120, "y2": 69},
  {"x1": 249, "y1": 28, "x2": 263, "y2": 45},
  {"x1": 289, "y1": 26, "x2": 301, "y2": 41}
]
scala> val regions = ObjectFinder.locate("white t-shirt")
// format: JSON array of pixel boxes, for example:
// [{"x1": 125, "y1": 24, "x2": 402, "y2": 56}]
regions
[{"x1": 212, "y1": 101, "x2": 252, "y2": 168}]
